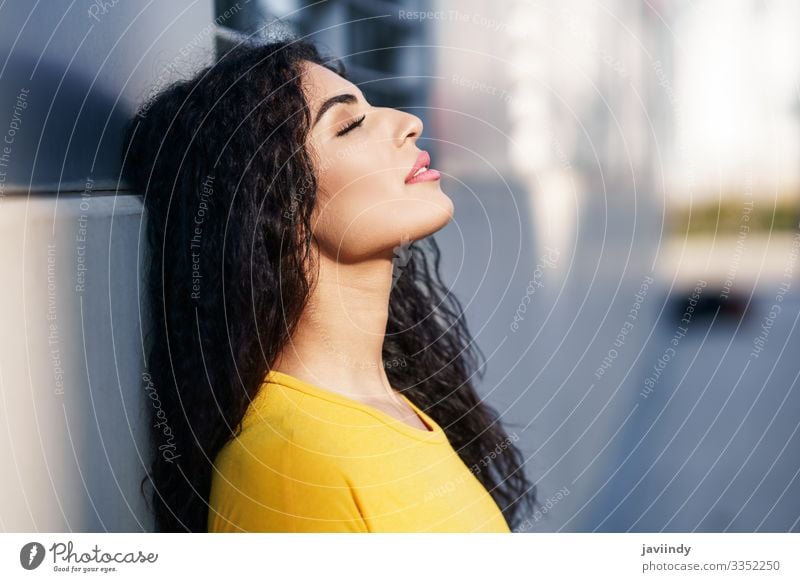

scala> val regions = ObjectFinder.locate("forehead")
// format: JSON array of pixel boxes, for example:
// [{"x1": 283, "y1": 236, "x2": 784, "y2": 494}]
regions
[{"x1": 300, "y1": 61, "x2": 362, "y2": 107}]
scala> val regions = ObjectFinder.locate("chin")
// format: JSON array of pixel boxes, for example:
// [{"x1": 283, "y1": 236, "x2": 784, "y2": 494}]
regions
[
  {"x1": 408, "y1": 204, "x2": 454, "y2": 241},
  {"x1": 430, "y1": 190, "x2": 455, "y2": 223}
]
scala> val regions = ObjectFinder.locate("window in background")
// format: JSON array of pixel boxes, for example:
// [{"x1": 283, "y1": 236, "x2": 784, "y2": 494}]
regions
[{"x1": 212, "y1": 0, "x2": 434, "y2": 140}]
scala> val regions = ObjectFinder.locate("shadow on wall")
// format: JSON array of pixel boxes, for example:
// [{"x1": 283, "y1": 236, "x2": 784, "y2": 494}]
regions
[{"x1": 1, "y1": 54, "x2": 133, "y2": 192}]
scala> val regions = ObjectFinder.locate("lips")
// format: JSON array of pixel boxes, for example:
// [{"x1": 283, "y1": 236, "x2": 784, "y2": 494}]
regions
[{"x1": 404, "y1": 150, "x2": 441, "y2": 184}]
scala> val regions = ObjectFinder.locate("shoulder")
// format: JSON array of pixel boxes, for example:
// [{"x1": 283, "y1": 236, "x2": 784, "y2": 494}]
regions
[
  {"x1": 234, "y1": 383, "x2": 379, "y2": 458},
  {"x1": 209, "y1": 425, "x2": 366, "y2": 532},
  {"x1": 215, "y1": 407, "x2": 354, "y2": 486}
]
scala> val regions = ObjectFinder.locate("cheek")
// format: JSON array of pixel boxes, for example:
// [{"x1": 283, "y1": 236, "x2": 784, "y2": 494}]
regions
[
  {"x1": 319, "y1": 146, "x2": 398, "y2": 199},
  {"x1": 316, "y1": 149, "x2": 403, "y2": 224}
]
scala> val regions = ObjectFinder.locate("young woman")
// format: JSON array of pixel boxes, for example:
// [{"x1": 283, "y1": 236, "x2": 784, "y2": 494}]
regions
[{"x1": 122, "y1": 39, "x2": 537, "y2": 532}]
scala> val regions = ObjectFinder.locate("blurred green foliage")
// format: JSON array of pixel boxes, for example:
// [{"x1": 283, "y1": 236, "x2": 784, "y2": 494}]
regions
[{"x1": 668, "y1": 197, "x2": 800, "y2": 235}]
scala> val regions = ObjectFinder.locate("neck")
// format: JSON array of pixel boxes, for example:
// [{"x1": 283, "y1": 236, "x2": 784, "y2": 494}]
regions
[{"x1": 272, "y1": 248, "x2": 399, "y2": 400}]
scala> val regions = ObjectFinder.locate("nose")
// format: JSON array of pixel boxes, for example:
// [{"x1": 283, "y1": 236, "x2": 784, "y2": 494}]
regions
[{"x1": 395, "y1": 110, "x2": 423, "y2": 148}]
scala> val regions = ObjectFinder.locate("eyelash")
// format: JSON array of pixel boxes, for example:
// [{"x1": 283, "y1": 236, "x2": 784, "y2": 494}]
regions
[{"x1": 335, "y1": 114, "x2": 366, "y2": 137}]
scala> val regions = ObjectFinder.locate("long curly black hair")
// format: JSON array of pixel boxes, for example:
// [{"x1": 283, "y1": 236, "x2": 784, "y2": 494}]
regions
[{"x1": 121, "y1": 38, "x2": 537, "y2": 532}]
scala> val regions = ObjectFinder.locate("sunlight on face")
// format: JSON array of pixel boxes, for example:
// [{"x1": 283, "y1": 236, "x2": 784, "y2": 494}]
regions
[{"x1": 300, "y1": 61, "x2": 454, "y2": 263}]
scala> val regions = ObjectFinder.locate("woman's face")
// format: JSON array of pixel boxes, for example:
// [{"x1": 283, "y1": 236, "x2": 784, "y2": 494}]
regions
[{"x1": 300, "y1": 61, "x2": 454, "y2": 263}]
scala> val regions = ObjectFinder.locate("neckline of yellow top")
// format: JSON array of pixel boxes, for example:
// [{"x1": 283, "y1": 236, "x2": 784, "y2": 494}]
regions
[{"x1": 256, "y1": 369, "x2": 449, "y2": 444}]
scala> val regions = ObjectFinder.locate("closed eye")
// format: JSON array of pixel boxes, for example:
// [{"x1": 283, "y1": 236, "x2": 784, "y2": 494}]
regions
[{"x1": 335, "y1": 114, "x2": 366, "y2": 137}]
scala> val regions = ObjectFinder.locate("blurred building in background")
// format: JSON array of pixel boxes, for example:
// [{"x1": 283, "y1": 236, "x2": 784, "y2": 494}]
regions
[
  {"x1": 431, "y1": 0, "x2": 800, "y2": 532},
  {"x1": 0, "y1": 0, "x2": 798, "y2": 532}
]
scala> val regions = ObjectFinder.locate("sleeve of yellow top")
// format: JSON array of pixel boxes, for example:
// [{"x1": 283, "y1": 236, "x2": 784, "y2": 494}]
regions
[{"x1": 209, "y1": 435, "x2": 368, "y2": 533}]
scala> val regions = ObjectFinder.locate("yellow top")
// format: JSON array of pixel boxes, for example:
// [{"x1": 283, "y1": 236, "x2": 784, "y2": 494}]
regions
[{"x1": 207, "y1": 370, "x2": 510, "y2": 533}]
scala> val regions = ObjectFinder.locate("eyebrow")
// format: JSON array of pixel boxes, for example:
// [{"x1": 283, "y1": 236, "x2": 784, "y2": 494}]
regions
[{"x1": 312, "y1": 93, "x2": 359, "y2": 128}]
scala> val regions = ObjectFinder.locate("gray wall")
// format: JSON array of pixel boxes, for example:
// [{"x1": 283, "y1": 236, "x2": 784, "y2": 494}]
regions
[{"x1": 0, "y1": 0, "x2": 216, "y2": 532}]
